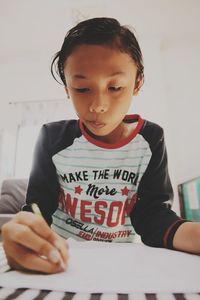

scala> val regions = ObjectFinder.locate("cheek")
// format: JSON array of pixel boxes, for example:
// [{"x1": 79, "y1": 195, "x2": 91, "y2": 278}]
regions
[
  {"x1": 71, "y1": 97, "x2": 88, "y2": 114},
  {"x1": 115, "y1": 93, "x2": 132, "y2": 110}
]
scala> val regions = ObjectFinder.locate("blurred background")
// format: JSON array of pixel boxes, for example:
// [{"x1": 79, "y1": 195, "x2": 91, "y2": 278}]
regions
[{"x1": 0, "y1": 0, "x2": 200, "y2": 214}]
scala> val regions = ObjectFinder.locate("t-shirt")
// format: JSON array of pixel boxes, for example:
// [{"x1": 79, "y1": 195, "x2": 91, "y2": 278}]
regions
[{"x1": 23, "y1": 114, "x2": 186, "y2": 248}]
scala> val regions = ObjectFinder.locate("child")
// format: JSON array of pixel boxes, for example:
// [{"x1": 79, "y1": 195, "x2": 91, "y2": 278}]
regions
[{"x1": 2, "y1": 17, "x2": 200, "y2": 274}]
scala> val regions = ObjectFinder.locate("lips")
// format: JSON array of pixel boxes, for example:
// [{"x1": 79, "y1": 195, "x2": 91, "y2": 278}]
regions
[{"x1": 87, "y1": 120, "x2": 106, "y2": 128}]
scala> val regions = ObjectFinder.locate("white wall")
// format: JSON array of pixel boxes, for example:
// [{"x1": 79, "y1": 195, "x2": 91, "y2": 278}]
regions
[{"x1": 160, "y1": 37, "x2": 200, "y2": 185}]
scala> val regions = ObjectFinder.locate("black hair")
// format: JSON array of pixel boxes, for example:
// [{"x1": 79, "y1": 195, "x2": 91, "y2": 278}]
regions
[{"x1": 51, "y1": 17, "x2": 144, "y2": 87}]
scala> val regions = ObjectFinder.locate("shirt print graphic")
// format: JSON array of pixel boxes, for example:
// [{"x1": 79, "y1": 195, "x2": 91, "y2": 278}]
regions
[{"x1": 51, "y1": 134, "x2": 151, "y2": 242}]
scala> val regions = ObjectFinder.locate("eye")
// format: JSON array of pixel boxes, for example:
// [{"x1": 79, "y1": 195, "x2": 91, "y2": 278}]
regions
[
  {"x1": 74, "y1": 88, "x2": 90, "y2": 93},
  {"x1": 108, "y1": 86, "x2": 123, "y2": 92}
]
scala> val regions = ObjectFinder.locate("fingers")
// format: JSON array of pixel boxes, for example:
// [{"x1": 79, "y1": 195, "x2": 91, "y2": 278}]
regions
[
  {"x1": 14, "y1": 211, "x2": 55, "y2": 242},
  {"x1": 1, "y1": 212, "x2": 69, "y2": 273},
  {"x1": 15, "y1": 212, "x2": 68, "y2": 267},
  {"x1": 5, "y1": 242, "x2": 64, "y2": 274},
  {"x1": 3, "y1": 222, "x2": 64, "y2": 265},
  {"x1": 52, "y1": 235, "x2": 69, "y2": 267}
]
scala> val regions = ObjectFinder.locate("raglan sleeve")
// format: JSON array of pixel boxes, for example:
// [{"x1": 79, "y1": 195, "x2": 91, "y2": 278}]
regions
[
  {"x1": 22, "y1": 124, "x2": 60, "y2": 225},
  {"x1": 130, "y1": 124, "x2": 187, "y2": 249}
]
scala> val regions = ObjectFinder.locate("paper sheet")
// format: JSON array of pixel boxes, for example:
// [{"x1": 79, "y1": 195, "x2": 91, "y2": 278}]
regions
[{"x1": 0, "y1": 239, "x2": 200, "y2": 293}]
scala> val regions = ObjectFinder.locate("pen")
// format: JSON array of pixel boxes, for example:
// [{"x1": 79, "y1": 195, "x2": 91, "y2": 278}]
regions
[
  {"x1": 31, "y1": 203, "x2": 42, "y2": 217},
  {"x1": 31, "y1": 203, "x2": 66, "y2": 270}
]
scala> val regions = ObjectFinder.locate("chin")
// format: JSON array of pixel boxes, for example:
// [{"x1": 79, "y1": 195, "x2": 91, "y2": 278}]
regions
[{"x1": 86, "y1": 125, "x2": 112, "y2": 137}]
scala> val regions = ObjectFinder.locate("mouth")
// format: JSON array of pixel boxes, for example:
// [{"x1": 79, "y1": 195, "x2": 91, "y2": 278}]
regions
[{"x1": 87, "y1": 120, "x2": 106, "y2": 128}]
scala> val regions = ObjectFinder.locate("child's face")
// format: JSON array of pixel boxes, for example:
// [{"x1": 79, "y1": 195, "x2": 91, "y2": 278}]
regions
[{"x1": 64, "y1": 45, "x2": 140, "y2": 142}]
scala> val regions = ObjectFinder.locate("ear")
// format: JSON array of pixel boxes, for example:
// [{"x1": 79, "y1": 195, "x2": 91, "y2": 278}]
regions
[
  {"x1": 133, "y1": 88, "x2": 139, "y2": 96},
  {"x1": 133, "y1": 75, "x2": 143, "y2": 96},
  {"x1": 64, "y1": 86, "x2": 70, "y2": 99}
]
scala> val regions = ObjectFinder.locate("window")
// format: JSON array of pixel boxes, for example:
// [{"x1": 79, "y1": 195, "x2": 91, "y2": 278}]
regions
[
  {"x1": 0, "y1": 99, "x2": 76, "y2": 181},
  {"x1": 14, "y1": 124, "x2": 41, "y2": 178}
]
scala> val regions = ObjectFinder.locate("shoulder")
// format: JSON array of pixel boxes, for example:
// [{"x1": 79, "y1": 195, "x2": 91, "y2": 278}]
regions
[
  {"x1": 43, "y1": 119, "x2": 79, "y2": 135},
  {"x1": 139, "y1": 119, "x2": 164, "y2": 147},
  {"x1": 38, "y1": 119, "x2": 82, "y2": 155}
]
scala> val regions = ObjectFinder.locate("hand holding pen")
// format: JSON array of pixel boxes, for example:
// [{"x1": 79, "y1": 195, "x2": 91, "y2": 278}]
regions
[
  {"x1": 1, "y1": 204, "x2": 68, "y2": 274},
  {"x1": 31, "y1": 203, "x2": 67, "y2": 271}
]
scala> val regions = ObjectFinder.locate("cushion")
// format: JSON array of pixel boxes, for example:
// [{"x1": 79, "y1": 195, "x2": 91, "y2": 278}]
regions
[{"x1": 0, "y1": 179, "x2": 28, "y2": 213}]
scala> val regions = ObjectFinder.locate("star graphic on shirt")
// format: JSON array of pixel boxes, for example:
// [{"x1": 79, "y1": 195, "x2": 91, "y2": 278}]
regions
[
  {"x1": 75, "y1": 185, "x2": 83, "y2": 195},
  {"x1": 121, "y1": 186, "x2": 129, "y2": 196}
]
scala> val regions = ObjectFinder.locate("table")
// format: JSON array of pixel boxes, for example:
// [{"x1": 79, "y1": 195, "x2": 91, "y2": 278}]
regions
[{"x1": 0, "y1": 244, "x2": 200, "y2": 300}]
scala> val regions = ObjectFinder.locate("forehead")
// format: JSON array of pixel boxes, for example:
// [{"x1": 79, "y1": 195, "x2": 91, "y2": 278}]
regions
[{"x1": 64, "y1": 45, "x2": 137, "y2": 78}]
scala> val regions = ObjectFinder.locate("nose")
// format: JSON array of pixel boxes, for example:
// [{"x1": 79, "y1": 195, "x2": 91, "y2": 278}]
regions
[{"x1": 89, "y1": 93, "x2": 108, "y2": 113}]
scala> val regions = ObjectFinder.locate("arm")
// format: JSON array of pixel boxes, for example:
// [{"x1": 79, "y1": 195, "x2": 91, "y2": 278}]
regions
[
  {"x1": 173, "y1": 222, "x2": 200, "y2": 254},
  {"x1": 2, "y1": 124, "x2": 68, "y2": 273},
  {"x1": 23, "y1": 124, "x2": 60, "y2": 225},
  {"x1": 130, "y1": 123, "x2": 186, "y2": 249}
]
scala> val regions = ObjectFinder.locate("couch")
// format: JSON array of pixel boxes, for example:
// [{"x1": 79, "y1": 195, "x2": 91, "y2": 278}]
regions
[{"x1": 0, "y1": 179, "x2": 28, "y2": 213}]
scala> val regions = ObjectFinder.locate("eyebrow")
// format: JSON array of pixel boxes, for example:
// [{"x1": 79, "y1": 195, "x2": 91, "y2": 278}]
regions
[{"x1": 72, "y1": 71, "x2": 126, "y2": 79}]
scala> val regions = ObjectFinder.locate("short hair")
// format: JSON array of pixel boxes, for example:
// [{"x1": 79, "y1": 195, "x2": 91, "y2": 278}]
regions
[{"x1": 51, "y1": 17, "x2": 144, "y2": 86}]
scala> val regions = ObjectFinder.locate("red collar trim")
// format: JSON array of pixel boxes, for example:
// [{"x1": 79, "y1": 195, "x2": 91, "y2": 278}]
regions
[{"x1": 79, "y1": 114, "x2": 144, "y2": 149}]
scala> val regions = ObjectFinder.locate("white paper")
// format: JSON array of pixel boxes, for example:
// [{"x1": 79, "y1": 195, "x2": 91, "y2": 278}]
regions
[{"x1": 0, "y1": 239, "x2": 200, "y2": 293}]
